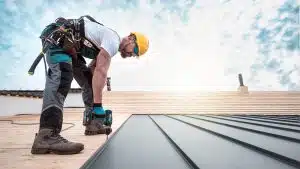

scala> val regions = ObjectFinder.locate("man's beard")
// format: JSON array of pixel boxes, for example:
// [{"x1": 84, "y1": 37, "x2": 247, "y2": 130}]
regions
[
  {"x1": 120, "y1": 50, "x2": 130, "y2": 58},
  {"x1": 120, "y1": 51, "x2": 126, "y2": 58},
  {"x1": 119, "y1": 44, "x2": 127, "y2": 58}
]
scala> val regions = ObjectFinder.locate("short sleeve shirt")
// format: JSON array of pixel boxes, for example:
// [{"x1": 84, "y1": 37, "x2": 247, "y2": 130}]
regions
[{"x1": 83, "y1": 18, "x2": 120, "y2": 57}]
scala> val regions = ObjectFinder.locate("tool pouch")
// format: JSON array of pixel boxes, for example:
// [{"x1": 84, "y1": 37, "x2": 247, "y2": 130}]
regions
[
  {"x1": 40, "y1": 17, "x2": 77, "y2": 51},
  {"x1": 61, "y1": 33, "x2": 76, "y2": 51}
]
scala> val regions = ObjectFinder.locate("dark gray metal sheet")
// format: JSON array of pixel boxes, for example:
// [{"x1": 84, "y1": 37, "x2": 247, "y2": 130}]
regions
[
  {"x1": 150, "y1": 115, "x2": 296, "y2": 169},
  {"x1": 188, "y1": 115, "x2": 300, "y2": 140},
  {"x1": 84, "y1": 115, "x2": 191, "y2": 169},
  {"x1": 230, "y1": 115, "x2": 300, "y2": 127},
  {"x1": 81, "y1": 114, "x2": 300, "y2": 169},
  {"x1": 171, "y1": 115, "x2": 300, "y2": 161},
  {"x1": 208, "y1": 115, "x2": 300, "y2": 131},
  {"x1": 240, "y1": 115, "x2": 300, "y2": 123}
]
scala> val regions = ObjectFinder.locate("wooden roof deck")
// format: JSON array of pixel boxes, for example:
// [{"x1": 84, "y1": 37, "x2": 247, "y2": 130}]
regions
[
  {"x1": 1, "y1": 89, "x2": 300, "y2": 169},
  {"x1": 0, "y1": 110, "x2": 131, "y2": 169}
]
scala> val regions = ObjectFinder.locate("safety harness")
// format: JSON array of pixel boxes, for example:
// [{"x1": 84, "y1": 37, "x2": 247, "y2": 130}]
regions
[{"x1": 28, "y1": 15, "x2": 103, "y2": 75}]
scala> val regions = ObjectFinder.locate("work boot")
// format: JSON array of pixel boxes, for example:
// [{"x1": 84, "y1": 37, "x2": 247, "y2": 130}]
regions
[
  {"x1": 31, "y1": 128, "x2": 84, "y2": 155},
  {"x1": 84, "y1": 119, "x2": 112, "y2": 136}
]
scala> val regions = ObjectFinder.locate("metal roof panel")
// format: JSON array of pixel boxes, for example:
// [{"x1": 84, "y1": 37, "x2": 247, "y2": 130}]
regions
[
  {"x1": 81, "y1": 114, "x2": 300, "y2": 169},
  {"x1": 83, "y1": 115, "x2": 193, "y2": 169},
  {"x1": 187, "y1": 115, "x2": 300, "y2": 141}
]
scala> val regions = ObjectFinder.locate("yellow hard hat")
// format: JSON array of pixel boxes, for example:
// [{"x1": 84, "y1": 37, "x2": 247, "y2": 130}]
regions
[{"x1": 131, "y1": 32, "x2": 149, "y2": 57}]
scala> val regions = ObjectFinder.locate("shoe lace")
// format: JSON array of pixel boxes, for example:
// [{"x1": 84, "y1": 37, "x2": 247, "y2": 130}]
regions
[
  {"x1": 56, "y1": 134, "x2": 69, "y2": 143},
  {"x1": 50, "y1": 131, "x2": 69, "y2": 143}
]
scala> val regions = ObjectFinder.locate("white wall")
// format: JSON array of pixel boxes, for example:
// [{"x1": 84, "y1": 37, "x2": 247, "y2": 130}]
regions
[{"x1": 0, "y1": 93, "x2": 84, "y2": 116}]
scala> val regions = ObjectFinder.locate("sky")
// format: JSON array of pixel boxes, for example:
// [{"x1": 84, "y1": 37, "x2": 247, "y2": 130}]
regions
[{"x1": 0, "y1": 0, "x2": 299, "y2": 91}]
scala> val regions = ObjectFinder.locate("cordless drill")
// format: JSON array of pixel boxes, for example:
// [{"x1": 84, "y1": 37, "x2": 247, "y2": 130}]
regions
[
  {"x1": 83, "y1": 108, "x2": 112, "y2": 127},
  {"x1": 104, "y1": 109, "x2": 112, "y2": 140},
  {"x1": 104, "y1": 109, "x2": 112, "y2": 126}
]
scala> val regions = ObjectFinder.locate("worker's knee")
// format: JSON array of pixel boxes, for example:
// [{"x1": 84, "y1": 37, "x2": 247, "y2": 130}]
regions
[
  {"x1": 45, "y1": 49, "x2": 73, "y2": 97},
  {"x1": 45, "y1": 62, "x2": 73, "y2": 99}
]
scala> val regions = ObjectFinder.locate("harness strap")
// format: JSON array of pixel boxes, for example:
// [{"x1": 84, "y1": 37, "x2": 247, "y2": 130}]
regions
[
  {"x1": 78, "y1": 18, "x2": 85, "y2": 52},
  {"x1": 77, "y1": 17, "x2": 101, "y2": 53}
]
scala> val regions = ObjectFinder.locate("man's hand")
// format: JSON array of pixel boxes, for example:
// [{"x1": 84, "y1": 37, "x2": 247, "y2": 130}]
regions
[{"x1": 92, "y1": 48, "x2": 111, "y2": 104}]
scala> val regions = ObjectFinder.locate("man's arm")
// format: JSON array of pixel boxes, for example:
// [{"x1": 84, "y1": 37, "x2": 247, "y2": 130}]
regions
[{"x1": 92, "y1": 48, "x2": 111, "y2": 104}]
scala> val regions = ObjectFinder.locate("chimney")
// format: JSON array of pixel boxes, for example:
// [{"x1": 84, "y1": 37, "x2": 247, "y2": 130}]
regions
[{"x1": 237, "y1": 73, "x2": 248, "y2": 94}]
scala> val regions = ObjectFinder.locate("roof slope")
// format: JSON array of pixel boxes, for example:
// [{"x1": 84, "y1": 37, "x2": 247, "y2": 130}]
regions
[{"x1": 1, "y1": 87, "x2": 300, "y2": 169}]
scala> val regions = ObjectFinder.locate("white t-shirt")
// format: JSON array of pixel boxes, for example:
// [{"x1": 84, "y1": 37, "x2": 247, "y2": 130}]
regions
[{"x1": 83, "y1": 18, "x2": 121, "y2": 58}]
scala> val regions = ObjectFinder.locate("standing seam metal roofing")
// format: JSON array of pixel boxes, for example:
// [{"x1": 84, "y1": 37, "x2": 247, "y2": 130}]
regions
[{"x1": 80, "y1": 114, "x2": 300, "y2": 169}]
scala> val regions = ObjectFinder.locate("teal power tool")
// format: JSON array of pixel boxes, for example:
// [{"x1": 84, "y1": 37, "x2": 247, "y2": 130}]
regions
[
  {"x1": 104, "y1": 109, "x2": 112, "y2": 140},
  {"x1": 104, "y1": 110, "x2": 112, "y2": 126},
  {"x1": 83, "y1": 108, "x2": 113, "y2": 140},
  {"x1": 83, "y1": 108, "x2": 113, "y2": 127}
]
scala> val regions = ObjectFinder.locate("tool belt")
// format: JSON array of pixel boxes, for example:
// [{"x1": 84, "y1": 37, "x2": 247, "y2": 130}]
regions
[
  {"x1": 28, "y1": 15, "x2": 103, "y2": 75},
  {"x1": 41, "y1": 16, "x2": 100, "y2": 54}
]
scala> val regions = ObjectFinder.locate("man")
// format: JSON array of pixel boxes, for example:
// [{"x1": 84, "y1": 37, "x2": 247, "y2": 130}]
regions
[{"x1": 30, "y1": 15, "x2": 149, "y2": 155}]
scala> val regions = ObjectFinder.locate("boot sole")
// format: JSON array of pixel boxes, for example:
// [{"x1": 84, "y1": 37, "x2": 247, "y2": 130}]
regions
[
  {"x1": 84, "y1": 128, "x2": 112, "y2": 136},
  {"x1": 31, "y1": 148, "x2": 50, "y2": 154},
  {"x1": 84, "y1": 130, "x2": 106, "y2": 135},
  {"x1": 31, "y1": 146, "x2": 84, "y2": 155}
]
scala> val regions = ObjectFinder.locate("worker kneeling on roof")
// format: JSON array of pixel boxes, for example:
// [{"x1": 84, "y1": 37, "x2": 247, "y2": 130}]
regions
[{"x1": 31, "y1": 15, "x2": 149, "y2": 155}]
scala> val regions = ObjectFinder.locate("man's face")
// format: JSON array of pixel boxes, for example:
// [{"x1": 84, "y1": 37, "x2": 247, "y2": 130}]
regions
[{"x1": 119, "y1": 35, "x2": 138, "y2": 58}]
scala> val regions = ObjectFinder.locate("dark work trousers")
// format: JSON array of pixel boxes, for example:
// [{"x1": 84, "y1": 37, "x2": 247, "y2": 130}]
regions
[{"x1": 39, "y1": 46, "x2": 93, "y2": 134}]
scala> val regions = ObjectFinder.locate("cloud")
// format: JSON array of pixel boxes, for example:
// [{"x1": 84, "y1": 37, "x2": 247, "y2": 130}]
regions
[{"x1": 0, "y1": 0, "x2": 299, "y2": 91}]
